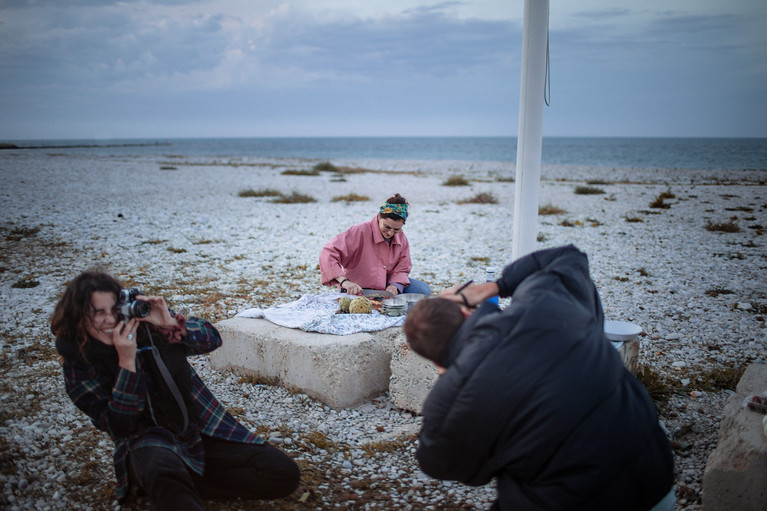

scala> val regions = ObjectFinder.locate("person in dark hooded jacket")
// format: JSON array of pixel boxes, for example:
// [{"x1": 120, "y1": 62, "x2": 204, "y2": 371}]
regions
[{"x1": 403, "y1": 245, "x2": 675, "y2": 511}]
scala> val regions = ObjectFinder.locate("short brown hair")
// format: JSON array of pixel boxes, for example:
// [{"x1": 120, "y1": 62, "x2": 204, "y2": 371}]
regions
[{"x1": 403, "y1": 297, "x2": 464, "y2": 366}]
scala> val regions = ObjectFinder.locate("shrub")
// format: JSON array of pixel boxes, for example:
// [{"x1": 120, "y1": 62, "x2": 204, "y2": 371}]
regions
[
  {"x1": 574, "y1": 186, "x2": 605, "y2": 195},
  {"x1": 539, "y1": 203, "x2": 565, "y2": 215},
  {"x1": 272, "y1": 191, "x2": 317, "y2": 204},
  {"x1": 331, "y1": 193, "x2": 369, "y2": 203},
  {"x1": 313, "y1": 161, "x2": 338, "y2": 172},
  {"x1": 281, "y1": 169, "x2": 319, "y2": 176},
  {"x1": 457, "y1": 193, "x2": 497, "y2": 204},
  {"x1": 239, "y1": 188, "x2": 282, "y2": 198},
  {"x1": 705, "y1": 220, "x2": 740, "y2": 233},
  {"x1": 650, "y1": 190, "x2": 675, "y2": 209},
  {"x1": 442, "y1": 175, "x2": 470, "y2": 186}
]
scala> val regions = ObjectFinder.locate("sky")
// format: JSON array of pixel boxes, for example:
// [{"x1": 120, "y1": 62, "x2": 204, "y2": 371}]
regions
[{"x1": 0, "y1": 0, "x2": 765, "y2": 140}]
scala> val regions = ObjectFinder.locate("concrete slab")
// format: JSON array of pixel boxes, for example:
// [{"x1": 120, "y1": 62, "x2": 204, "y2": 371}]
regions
[
  {"x1": 703, "y1": 362, "x2": 767, "y2": 511},
  {"x1": 389, "y1": 343, "x2": 439, "y2": 414},
  {"x1": 211, "y1": 317, "x2": 403, "y2": 409},
  {"x1": 388, "y1": 338, "x2": 642, "y2": 415}
]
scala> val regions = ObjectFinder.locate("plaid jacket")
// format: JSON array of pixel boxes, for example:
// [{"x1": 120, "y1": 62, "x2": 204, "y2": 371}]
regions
[{"x1": 57, "y1": 317, "x2": 264, "y2": 500}]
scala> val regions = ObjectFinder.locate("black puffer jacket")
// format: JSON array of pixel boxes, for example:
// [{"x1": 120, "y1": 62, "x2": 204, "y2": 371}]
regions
[{"x1": 416, "y1": 245, "x2": 674, "y2": 510}]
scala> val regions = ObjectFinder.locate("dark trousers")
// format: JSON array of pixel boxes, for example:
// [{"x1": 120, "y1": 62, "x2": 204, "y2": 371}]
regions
[{"x1": 128, "y1": 435, "x2": 300, "y2": 511}]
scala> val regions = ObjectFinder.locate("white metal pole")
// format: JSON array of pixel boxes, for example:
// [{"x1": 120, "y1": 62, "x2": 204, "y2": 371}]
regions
[{"x1": 512, "y1": 0, "x2": 549, "y2": 261}]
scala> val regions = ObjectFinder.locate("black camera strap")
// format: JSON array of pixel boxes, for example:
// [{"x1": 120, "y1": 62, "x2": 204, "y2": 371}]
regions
[{"x1": 142, "y1": 323, "x2": 189, "y2": 432}]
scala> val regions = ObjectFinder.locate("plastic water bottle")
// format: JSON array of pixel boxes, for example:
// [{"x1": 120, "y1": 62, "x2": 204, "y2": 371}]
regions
[{"x1": 485, "y1": 267, "x2": 499, "y2": 305}]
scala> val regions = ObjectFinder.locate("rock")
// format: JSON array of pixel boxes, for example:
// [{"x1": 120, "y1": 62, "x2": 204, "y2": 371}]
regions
[{"x1": 702, "y1": 363, "x2": 767, "y2": 510}]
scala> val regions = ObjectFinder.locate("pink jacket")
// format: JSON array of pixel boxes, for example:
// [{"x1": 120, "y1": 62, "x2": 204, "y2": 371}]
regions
[{"x1": 320, "y1": 216, "x2": 412, "y2": 290}]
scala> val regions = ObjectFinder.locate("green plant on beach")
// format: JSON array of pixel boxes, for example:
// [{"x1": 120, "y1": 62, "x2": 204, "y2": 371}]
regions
[
  {"x1": 442, "y1": 175, "x2": 470, "y2": 186},
  {"x1": 457, "y1": 192, "x2": 497, "y2": 204}
]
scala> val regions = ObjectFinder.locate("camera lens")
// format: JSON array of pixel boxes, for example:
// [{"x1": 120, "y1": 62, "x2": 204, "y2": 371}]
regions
[{"x1": 131, "y1": 300, "x2": 151, "y2": 318}]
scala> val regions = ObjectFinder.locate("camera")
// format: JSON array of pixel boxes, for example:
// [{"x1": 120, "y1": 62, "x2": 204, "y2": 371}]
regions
[{"x1": 118, "y1": 288, "x2": 151, "y2": 320}]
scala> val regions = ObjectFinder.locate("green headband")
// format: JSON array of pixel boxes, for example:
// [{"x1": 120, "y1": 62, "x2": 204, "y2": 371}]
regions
[{"x1": 379, "y1": 202, "x2": 408, "y2": 220}]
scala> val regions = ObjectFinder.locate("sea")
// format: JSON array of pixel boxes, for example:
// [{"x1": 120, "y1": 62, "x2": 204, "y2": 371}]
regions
[{"x1": 4, "y1": 137, "x2": 767, "y2": 171}]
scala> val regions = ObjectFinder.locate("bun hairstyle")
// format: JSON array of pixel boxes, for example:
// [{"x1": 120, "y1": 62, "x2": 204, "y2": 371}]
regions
[{"x1": 379, "y1": 193, "x2": 409, "y2": 222}]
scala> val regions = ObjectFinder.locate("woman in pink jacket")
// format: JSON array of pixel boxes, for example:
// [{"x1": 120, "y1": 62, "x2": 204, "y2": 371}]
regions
[{"x1": 320, "y1": 193, "x2": 431, "y2": 297}]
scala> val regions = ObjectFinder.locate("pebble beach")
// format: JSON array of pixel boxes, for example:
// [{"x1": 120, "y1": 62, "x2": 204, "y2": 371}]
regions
[{"x1": 1, "y1": 148, "x2": 766, "y2": 510}]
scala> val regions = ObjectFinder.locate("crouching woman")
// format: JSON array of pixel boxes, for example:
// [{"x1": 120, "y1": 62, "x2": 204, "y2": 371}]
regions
[{"x1": 51, "y1": 270, "x2": 300, "y2": 510}]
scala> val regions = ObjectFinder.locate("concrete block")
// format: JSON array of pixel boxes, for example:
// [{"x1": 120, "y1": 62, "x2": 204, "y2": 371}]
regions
[
  {"x1": 389, "y1": 342, "x2": 439, "y2": 414},
  {"x1": 388, "y1": 338, "x2": 642, "y2": 415},
  {"x1": 703, "y1": 362, "x2": 767, "y2": 511},
  {"x1": 211, "y1": 317, "x2": 402, "y2": 409}
]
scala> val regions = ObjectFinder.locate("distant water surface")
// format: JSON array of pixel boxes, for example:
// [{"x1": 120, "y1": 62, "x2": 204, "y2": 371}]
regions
[{"x1": 4, "y1": 137, "x2": 766, "y2": 170}]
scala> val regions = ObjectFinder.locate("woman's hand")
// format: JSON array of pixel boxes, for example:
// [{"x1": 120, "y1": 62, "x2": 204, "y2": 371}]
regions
[
  {"x1": 385, "y1": 284, "x2": 399, "y2": 296},
  {"x1": 136, "y1": 295, "x2": 177, "y2": 329},
  {"x1": 342, "y1": 281, "x2": 363, "y2": 296},
  {"x1": 114, "y1": 318, "x2": 138, "y2": 372}
]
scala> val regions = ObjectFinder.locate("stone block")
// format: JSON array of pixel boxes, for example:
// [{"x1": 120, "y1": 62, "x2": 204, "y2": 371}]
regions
[
  {"x1": 703, "y1": 362, "x2": 767, "y2": 511},
  {"x1": 389, "y1": 342, "x2": 439, "y2": 414},
  {"x1": 211, "y1": 317, "x2": 402, "y2": 409}
]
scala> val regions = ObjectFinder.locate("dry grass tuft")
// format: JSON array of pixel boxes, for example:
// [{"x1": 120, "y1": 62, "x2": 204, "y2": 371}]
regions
[
  {"x1": 239, "y1": 188, "x2": 282, "y2": 198},
  {"x1": 574, "y1": 186, "x2": 604, "y2": 195},
  {"x1": 442, "y1": 175, "x2": 470, "y2": 186},
  {"x1": 313, "y1": 161, "x2": 338, "y2": 172},
  {"x1": 282, "y1": 169, "x2": 320, "y2": 176},
  {"x1": 331, "y1": 193, "x2": 370, "y2": 203},
  {"x1": 705, "y1": 220, "x2": 741, "y2": 233},
  {"x1": 539, "y1": 203, "x2": 566, "y2": 215},
  {"x1": 457, "y1": 192, "x2": 497, "y2": 204},
  {"x1": 272, "y1": 192, "x2": 317, "y2": 204}
]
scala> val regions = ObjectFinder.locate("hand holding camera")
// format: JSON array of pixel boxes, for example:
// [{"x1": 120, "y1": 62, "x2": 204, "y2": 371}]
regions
[{"x1": 119, "y1": 288, "x2": 177, "y2": 330}]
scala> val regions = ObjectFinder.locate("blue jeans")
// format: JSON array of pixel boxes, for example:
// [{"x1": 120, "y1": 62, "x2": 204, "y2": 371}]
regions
[
  {"x1": 404, "y1": 278, "x2": 431, "y2": 296},
  {"x1": 128, "y1": 435, "x2": 300, "y2": 510}
]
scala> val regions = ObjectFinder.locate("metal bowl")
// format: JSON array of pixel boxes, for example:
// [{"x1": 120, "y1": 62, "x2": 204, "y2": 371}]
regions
[
  {"x1": 382, "y1": 297, "x2": 407, "y2": 317},
  {"x1": 401, "y1": 293, "x2": 426, "y2": 311}
]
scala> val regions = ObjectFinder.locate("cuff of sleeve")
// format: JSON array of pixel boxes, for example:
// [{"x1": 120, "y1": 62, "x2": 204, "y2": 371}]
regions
[
  {"x1": 114, "y1": 366, "x2": 144, "y2": 395},
  {"x1": 495, "y1": 278, "x2": 510, "y2": 298}
]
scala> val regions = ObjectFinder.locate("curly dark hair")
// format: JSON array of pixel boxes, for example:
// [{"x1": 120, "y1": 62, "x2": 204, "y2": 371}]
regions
[{"x1": 50, "y1": 269, "x2": 123, "y2": 358}]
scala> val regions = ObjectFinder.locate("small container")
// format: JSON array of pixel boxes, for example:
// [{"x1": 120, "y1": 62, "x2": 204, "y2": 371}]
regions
[
  {"x1": 604, "y1": 320, "x2": 642, "y2": 374},
  {"x1": 485, "y1": 267, "x2": 499, "y2": 306},
  {"x1": 401, "y1": 293, "x2": 426, "y2": 312},
  {"x1": 382, "y1": 297, "x2": 407, "y2": 317}
]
